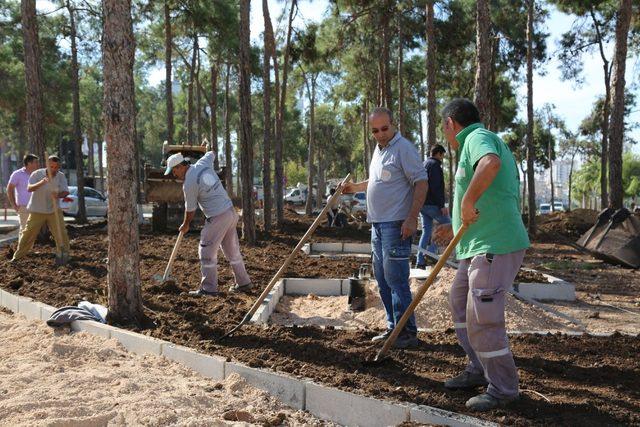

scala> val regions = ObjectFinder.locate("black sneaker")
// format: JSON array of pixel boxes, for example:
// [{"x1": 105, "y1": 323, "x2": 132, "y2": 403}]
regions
[
  {"x1": 371, "y1": 330, "x2": 392, "y2": 342},
  {"x1": 188, "y1": 288, "x2": 220, "y2": 297},
  {"x1": 394, "y1": 333, "x2": 420, "y2": 349},
  {"x1": 444, "y1": 371, "x2": 488, "y2": 390},
  {"x1": 230, "y1": 282, "x2": 254, "y2": 293}
]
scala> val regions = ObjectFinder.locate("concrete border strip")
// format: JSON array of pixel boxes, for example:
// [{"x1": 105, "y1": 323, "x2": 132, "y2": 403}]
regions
[
  {"x1": 226, "y1": 362, "x2": 306, "y2": 410},
  {"x1": 410, "y1": 404, "x2": 498, "y2": 427},
  {"x1": 17, "y1": 296, "x2": 40, "y2": 321},
  {"x1": 305, "y1": 381, "x2": 410, "y2": 426},
  {"x1": 162, "y1": 344, "x2": 225, "y2": 380}
]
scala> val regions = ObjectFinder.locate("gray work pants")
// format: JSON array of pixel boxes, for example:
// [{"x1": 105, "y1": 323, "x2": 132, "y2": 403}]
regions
[
  {"x1": 199, "y1": 207, "x2": 251, "y2": 292},
  {"x1": 448, "y1": 250, "x2": 525, "y2": 399}
]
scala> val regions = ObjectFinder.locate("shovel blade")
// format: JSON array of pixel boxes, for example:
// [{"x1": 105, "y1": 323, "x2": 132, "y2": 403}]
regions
[{"x1": 153, "y1": 274, "x2": 174, "y2": 284}]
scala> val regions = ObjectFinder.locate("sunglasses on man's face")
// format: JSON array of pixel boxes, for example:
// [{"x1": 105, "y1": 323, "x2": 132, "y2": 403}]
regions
[{"x1": 371, "y1": 126, "x2": 390, "y2": 134}]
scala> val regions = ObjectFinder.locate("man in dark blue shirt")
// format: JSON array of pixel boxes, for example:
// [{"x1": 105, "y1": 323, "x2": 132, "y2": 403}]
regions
[{"x1": 416, "y1": 144, "x2": 451, "y2": 268}]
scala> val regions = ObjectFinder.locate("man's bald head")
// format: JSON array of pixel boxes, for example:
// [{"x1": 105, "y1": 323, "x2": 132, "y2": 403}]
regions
[{"x1": 369, "y1": 107, "x2": 394, "y2": 123}]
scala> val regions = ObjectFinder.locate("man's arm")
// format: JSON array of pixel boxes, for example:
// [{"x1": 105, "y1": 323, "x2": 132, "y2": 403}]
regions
[
  {"x1": 6, "y1": 183, "x2": 17, "y2": 209},
  {"x1": 460, "y1": 154, "x2": 501, "y2": 225},
  {"x1": 179, "y1": 210, "x2": 196, "y2": 234},
  {"x1": 401, "y1": 180, "x2": 427, "y2": 239},
  {"x1": 28, "y1": 177, "x2": 49, "y2": 192},
  {"x1": 342, "y1": 180, "x2": 368, "y2": 194}
]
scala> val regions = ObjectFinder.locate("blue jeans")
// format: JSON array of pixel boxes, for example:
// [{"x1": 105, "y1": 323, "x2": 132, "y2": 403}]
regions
[
  {"x1": 417, "y1": 205, "x2": 451, "y2": 265},
  {"x1": 371, "y1": 221, "x2": 417, "y2": 335}
]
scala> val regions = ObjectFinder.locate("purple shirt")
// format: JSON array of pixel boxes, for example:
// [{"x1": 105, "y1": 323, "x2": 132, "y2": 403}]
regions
[{"x1": 8, "y1": 167, "x2": 32, "y2": 207}]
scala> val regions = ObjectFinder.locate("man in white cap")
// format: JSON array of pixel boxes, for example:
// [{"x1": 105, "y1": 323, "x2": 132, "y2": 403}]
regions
[{"x1": 165, "y1": 151, "x2": 252, "y2": 296}]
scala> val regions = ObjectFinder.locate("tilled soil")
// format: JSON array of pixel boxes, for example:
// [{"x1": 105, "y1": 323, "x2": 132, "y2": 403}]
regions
[{"x1": 1, "y1": 218, "x2": 639, "y2": 426}]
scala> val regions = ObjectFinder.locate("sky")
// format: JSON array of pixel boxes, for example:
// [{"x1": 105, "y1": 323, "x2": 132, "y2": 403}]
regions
[{"x1": 37, "y1": 0, "x2": 640, "y2": 155}]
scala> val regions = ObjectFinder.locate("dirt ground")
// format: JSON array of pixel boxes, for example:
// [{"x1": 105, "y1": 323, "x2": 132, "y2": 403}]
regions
[
  {"x1": 0, "y1": 212, "x2": 639, "y2": 426},
  {"x1": 0, "y1": 309, "x2": 328, "y2": 426}
]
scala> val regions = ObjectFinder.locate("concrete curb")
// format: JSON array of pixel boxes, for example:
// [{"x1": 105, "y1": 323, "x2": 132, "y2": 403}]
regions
[
  {"x1": 512, "y1": 269, "x2": 575, "y2": 301},
  {"x1": 306, "y1": 382, "x2": 410, "y2": 426},
  {"x1": 226, "y1": 362, "x2": 306, "y2": 410},
  {"x1": 0, "y1": 235, "x2": 18, "y2": 247},
  {"x1": 163, "y1": 344, "x2": 225, "y2": 381},
  {"x1": 0, "y1": 287, "x2": 496, "y2": 427}
]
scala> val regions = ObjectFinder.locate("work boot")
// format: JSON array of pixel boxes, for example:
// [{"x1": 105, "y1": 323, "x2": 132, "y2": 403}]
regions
[
  {"x1": 230, "y1": 282, "x2": 254, "y2": 293},
  {"x1": 465, "y1": 393, "x2": 518, "y2": 412},
  {"x1": 188, "y1": 288, "x2": 220, "y2": 297},
  {"x1": 371, "y1": 329, "x2": 392, "y2": 342},
  {"x1": 393, "y1": 332, "x2": 420, "y2": 349},
  {"x1": 444, "y1": 371, "x2": 488, "y2": 390}
]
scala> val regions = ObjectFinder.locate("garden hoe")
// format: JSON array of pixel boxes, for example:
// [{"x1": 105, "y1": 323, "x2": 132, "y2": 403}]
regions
[
  {"x1": 154, "y1": 230, "x2": 185, "y2": 286},
  {"x1": 366, "y1": 223, "x2": 468, "y2": 365},
  {"x1": 218, "y1": 172, "x2": 352, "y2": 341}
]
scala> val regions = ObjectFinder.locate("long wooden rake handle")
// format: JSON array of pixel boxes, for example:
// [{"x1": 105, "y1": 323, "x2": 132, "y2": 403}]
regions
[
  {"x1": 374, "y1": 223, "x2": 468, "y2": 361},
  {"x1": 163, "y1": 231, "x2": 185, "y2": 280},
  {"x1": 219, "y1": 172, "x2": 352, "y2": 340}
]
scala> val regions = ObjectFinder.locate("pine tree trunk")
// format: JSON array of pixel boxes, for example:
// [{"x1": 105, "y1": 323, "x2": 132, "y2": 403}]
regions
[
  {"x1": 187, "y1": 35, "x2": 198, "y2": 146},
  {"x1": 21, "y1": 0, "x2": 45, "y2": 162},
  {"x1": 548, "y1": 117, "x2": 554, "y2": 211},
  {"x1": 224, "y1": 63, "x2": 233, "y2": 197},
  {"x1": 526, "y1": 0, "x2": 536, "y2": 233},
  {"x1": 474, "y1": 0, "x2": 491, "y2": 123},
  {"x1": 591, "y1": 10, "x2": 611, "y2": 209},
  {"x1": 275, "y1": 0, "x2": 296, "y2": 227},
  {"x1": 68, "y1": 2, "x2": 87, "y2": 223},
  {"x1": 304, "y1": 77, "x2": 316, "y2": 216},
  {"x1": 88, "y1": 130, "x2": 95, "y2": 177},
  {"x1": 195, "y1": 46, "x2": 202, "y2": 144},
  {"x1": 239, "y1": 0, "x2": 256, "y2": 244},
  {"x1": 102, "y1": 0, "x2": 143, "y2": 324},
  {"x1": 262, "y1": 0, "x2": 273, "y2": 232},
  {"x1": 98, "y1": 139, "x2": 104, "y2": 192},
  {"x1": 316, "y1": 148, "x2": 324, "y2": 211},
  {"x1": 568, "y1": 153, "x2": 575, "y2": 212},
  {"x1": 397, "y1": 15, "x2": 404, "y2": 135},
  {"x1": 381, "y1": 14, "x2": 392, "y2": 109},
  {"x1": 363, "y1": 99, "x2": 369, "y2": 177},
  {"x1": 164, "y1": 1, "x2": 174, "y2": 145},
  {"x1": 210, "y1": 61, "x2": 219, "y2": 169},
  {"x1": 418, "y1": 90, "x2": 425, "y2": 160},
  {"x1": 608, "y1": 0, "x2": 632, "y2": 210},
  {"x1": 425, "y1": 0, "x2": 436, "y2": 154}
]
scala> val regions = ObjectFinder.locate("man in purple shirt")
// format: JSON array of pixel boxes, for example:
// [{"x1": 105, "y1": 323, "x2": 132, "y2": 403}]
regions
[{"x1": 7, "y1": 154, "x2": 39, "y2": 239}]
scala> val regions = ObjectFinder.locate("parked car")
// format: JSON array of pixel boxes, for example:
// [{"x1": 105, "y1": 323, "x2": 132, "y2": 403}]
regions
[
  {"x1": 538, "y1": 203, "x2": 551, "y2": 215},
  {"x1": 553, "y1": 202, "x2": 565, "y2": 212},
  {"x1": 60, "y1": 186, "x2": 108, "y2": 217},
  {"x1": 284, "y1": 187, "x2": 306, "y2": 205}
]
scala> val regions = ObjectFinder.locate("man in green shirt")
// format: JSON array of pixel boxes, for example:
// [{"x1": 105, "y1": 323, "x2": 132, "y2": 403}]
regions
[{"x1": 433, "y1": 98, "x2": 530, "y2": 411}]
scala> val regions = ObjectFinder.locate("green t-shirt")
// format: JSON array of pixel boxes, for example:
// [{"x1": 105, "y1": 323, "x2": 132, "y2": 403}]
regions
[{"x1": 452, "y1": 123, "x2": 530, "y2": 259}]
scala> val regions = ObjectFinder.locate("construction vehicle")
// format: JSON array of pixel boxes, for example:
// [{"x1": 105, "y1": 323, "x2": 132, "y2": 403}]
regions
[{"x1": 144, "y1": 141, "x2": 226, "y2": 231}]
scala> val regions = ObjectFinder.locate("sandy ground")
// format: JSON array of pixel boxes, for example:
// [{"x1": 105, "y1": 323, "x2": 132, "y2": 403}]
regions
[
  {"x1": 271, "y1": 267, "x2": 640, "y2": 334},
  {"x1": 0, "y1": 310, "x2": 330, "y2": 426}
]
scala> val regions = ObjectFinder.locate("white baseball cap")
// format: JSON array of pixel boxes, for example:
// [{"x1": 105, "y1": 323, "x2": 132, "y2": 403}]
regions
[{"x1": 164, "y1": 153, "x2": 185, "y2": 175}]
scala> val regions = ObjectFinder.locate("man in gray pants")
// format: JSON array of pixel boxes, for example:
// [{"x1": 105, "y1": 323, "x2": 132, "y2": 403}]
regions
[
  {"x1": 166, "y1": 151, "x2": 252, "y2": 296},
  {"x1": 434, "y1": 99, "x2": 530, "y2": 411}
]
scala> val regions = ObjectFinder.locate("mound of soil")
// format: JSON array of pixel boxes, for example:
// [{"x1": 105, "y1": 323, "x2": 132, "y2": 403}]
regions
[
  {"x1": 515, "y1": 269, "x2": 549, "y2": 284},
  {"x1": 536, "y1": 209, "x2": 598, "y2": 241},
  {"x1": 0, "y1": 219, "x2": 638, "y2": 425}
]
